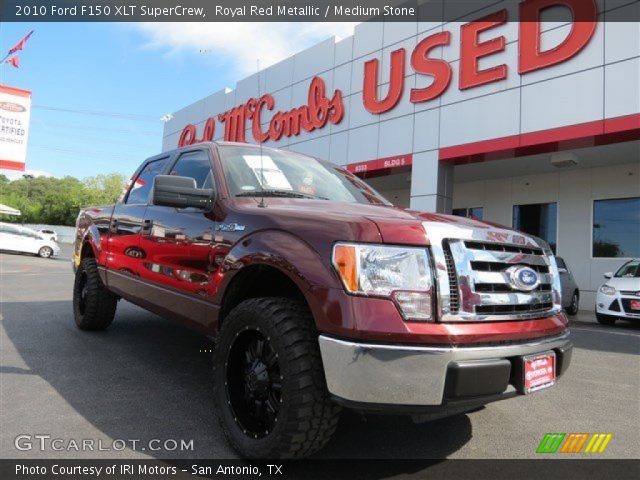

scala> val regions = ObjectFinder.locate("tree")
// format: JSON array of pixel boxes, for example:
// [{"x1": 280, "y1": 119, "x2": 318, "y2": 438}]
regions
[
  {"x1": 84, "y1": 173, "x2": 127, "y2": 205},
  {"x1": 0, "y1": 173, "x2": 127, "y2": 226}
]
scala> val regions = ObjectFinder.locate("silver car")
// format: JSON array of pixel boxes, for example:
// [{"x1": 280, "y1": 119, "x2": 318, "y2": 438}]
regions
[{"x1": 556, "y1": 257, "x2": 579, "y2": 315}]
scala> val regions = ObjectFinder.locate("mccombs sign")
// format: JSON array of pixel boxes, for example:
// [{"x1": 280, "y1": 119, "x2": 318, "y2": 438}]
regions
[{"x1": 178, "y1": 0, "x2": 599, "y2": 148}]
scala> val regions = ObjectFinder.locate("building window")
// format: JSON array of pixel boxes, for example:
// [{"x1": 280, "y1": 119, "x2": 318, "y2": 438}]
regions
[
  {"x1": 593, "y1": 197, "x2": 640, "y2": 258},
  {"x1": 452, "y1": 207, "x2": 484, "y2": 220},
  {"x1": 513, "y1": 203, "x2": 557, "y2": 253}
]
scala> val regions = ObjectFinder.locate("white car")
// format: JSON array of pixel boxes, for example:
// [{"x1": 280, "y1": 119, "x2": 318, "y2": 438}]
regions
[
  {"x1": 37, "y1": 229, "x2": 58, "y2": 242},
  {"x1": 596, "y1": 259, "x2": 640, "y2": 325},
  {"x1": 0, "y1": 222, "x2": 60, "y2": 259}
]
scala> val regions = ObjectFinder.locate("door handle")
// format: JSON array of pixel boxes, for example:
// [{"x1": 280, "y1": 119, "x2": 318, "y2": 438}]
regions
[{"x1": 142, "y1": 219, "x2": 153, "y2": 234}]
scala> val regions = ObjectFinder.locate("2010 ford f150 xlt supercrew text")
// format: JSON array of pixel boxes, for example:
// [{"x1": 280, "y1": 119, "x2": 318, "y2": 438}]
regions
[{"x1": 73, "y1": 142, "x2": 572, "y2": 458}]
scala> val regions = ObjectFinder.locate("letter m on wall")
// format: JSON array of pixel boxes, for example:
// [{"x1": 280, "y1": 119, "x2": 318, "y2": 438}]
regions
[{"x1": 537, "y1": 433, "x2": 566, "y2": 453}]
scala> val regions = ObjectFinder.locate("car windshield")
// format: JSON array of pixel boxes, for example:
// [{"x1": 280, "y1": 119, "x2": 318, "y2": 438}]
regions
[
  {"x1": 614, "y1": 260, "x2": 640, "y2": 278},
  {"x1": 218, "y1": 145, "x2": 390, "y2": 206}
]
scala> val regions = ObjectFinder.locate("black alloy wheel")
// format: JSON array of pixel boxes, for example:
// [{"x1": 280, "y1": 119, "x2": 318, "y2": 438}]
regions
[{"x1": 225, "y1": 328, "x2": 282, "y2": 439}]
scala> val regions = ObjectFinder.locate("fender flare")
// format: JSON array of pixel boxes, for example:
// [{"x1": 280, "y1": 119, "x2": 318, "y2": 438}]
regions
[
  {"x1": 75, "y1": 224, "x2": 103, "y2": 266},
  {"x1": 213, "y1": 229, "x2": 339, "y2": 302}
]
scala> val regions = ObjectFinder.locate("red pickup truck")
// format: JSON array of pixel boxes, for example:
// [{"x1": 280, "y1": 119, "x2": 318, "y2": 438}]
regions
[{"x1": 73, "y1": 142, "x2": 572, "y2": 458}]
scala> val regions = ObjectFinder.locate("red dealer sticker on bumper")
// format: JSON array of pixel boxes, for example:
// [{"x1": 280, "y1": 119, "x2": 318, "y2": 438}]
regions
[
  {"x1": 523, "y1": 351, "x2": 556, "y2": 394},
  {"x1": 630, "y1": 300, "x2": 640, "y2": 310}
]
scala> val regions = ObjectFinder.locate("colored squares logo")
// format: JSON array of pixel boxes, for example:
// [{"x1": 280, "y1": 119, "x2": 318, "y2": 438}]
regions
[{"x1": 537, "y1": 433, "x2": 613, "y2": 454}]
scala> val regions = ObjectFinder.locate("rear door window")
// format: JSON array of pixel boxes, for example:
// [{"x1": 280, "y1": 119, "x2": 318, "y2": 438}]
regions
[{"x1": 126, "y1": 157, "x2": 169, "y2": 205}]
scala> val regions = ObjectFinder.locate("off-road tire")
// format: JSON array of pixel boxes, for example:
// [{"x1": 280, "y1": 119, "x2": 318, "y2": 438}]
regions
[
  {"x1": 565, "y1": 291, "x2": 579, "y2": 316},
  {"x1": 212, "y1": 297, "x2": 341, "y2": 459},
  {"x1": 38, "y1": 246, "x2": 53, "y2": 258},
  {"x1": 595, "y1": 311, "x2": 616, "y2": 326},
  {"x1": 73, "y1": 258, "x2": 118, "y2": 330}
]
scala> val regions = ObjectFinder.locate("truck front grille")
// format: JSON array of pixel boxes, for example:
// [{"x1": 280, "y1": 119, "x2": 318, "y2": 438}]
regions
[
  {"x1": 424, "y1": 221, "x2": 561, "y2": 323},
  {"x1": 443, "y1": 241, "x2": 459, "y2": 313}
]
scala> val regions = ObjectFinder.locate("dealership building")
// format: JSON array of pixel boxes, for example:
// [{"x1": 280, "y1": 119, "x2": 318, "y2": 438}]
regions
[{"x1": 163, "y1": 2, "x2": 640, "y2": 308}]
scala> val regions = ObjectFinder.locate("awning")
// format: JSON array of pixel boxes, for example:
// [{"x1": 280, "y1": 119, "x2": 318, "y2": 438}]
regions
[{"x1": 0, "y1": 203, "x2": 21, "y2": 216}]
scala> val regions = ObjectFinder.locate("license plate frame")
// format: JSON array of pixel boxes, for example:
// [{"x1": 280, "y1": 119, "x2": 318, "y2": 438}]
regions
[{"x1": 523, "y1": 351, "x2": 556, "y2": 394}]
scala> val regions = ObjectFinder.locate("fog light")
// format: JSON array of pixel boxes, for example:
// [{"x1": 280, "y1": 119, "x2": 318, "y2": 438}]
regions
[{"x1": 393, "y1": 291, "x2": 433, "y2": 321}]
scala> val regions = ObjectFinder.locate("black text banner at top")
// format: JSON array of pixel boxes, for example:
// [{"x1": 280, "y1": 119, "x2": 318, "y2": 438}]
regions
[{"x1": 1, "y1": 0, "x2": 638, "y2": 22}]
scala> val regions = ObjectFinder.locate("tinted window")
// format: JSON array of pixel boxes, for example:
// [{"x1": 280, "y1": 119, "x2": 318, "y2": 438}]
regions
[
  {"x1": 170, "y1": 150, "x2": 214, "y2": 189},
  {"x1": 614, "y1": 260, "x2": 640, "y2": 278},
  {"x1": 593, "y1": 197, "x2": 640, "y2": 258},
  {"x1": 513, "y1": 203, "x2": 557, "y2": 253},
  {"x1": 452, "y1": 207, "x2": 484, "y2": 220},
  {"x1": 126, "y1": 157, "x2": 168, "y2": 205},
  {"x1": 555, "y1": 257, "x2": 567, "y2": 270}
]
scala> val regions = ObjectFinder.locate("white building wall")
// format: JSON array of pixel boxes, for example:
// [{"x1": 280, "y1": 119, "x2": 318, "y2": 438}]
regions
[
  {"x1": 453, "y1": 161, "x2": 640, "y2": 307},
  {"x1": 162, "y1": 2, "x2": 640, "y2": 213}
]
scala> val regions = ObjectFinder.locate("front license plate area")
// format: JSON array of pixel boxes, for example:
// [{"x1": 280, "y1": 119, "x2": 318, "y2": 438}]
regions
[
  {"x1": 523, "y1": 351, "x2": 556, "y2": 394},
  {"x1": 630, "y1": 300, "x2": 640, "y2": 310}
]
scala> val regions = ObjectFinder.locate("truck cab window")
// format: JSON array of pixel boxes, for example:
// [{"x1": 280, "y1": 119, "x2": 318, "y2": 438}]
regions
[
  {"x1": 126, "y1": 157, "x2": 168, "y2": 205},
  {"x1": 169, "y1": 150, "x2": 214, "y2": 190}
]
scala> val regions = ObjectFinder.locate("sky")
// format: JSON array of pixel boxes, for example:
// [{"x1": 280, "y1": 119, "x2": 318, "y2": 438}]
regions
[{"x1": 0, "y1": 22, "x2": 356, "y2": 180}]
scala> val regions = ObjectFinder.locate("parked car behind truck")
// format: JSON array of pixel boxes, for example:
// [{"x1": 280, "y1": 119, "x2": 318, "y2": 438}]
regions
[
  {"x1": 73, "y1": 142, "x2": 572, "y2": 458},
  {"x1": 596, "y1": 259, "x2": 640, "y2": 325},
  {"x1": 556, "y1": 256, "x2": 580, "y2": 315},
  {"x1": 0, "y1": 222, "x2": 60, "y2": 258}
]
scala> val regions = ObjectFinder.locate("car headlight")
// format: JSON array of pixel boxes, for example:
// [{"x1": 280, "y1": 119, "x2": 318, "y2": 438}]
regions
[
  {"x1": 332, "y1": 243, "x2": 433, "y2": 321},
  {"x1": 599, "y1": 284, "x2": 616, "y2": 296}
]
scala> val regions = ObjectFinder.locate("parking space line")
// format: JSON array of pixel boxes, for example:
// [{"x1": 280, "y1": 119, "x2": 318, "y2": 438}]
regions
[{"x1": 571, "y1": 326, "x2": 640, "y2": 337}]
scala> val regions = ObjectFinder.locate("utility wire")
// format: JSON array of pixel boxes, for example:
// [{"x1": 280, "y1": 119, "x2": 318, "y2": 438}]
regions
[
  {"x1": 32, "y1": 131, "x2": 158, "y2": 149},
  {"x1": 33, "y1": 120, "x2": 159, "y2": 136},
  {"x1": 32, "y1": 105, "x2": 160, "y2": 122},
  {"x1": 29, "y1": 144, "x2": 143, "y2": 161}
]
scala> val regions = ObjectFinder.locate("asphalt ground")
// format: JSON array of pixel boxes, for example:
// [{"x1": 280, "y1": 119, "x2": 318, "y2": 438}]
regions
[{"x1": 1, "y1": 244, "x2": 638, "y2": 461}]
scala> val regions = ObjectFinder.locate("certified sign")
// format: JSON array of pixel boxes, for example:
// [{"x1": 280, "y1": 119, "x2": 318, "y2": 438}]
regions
[{"x1": 0, "y1": 85, "x2": 32, "y2": 172}]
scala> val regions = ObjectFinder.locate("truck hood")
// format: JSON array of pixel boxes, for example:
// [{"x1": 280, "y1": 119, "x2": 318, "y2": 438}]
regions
[{"x1": 235, "y1": 198, "x2": 502, "y2": 246}]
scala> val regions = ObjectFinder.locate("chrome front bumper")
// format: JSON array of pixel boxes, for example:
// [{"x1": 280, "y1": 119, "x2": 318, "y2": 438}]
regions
[{"x1": 319, "y1": 332, "x2": 572, "y2": 407}]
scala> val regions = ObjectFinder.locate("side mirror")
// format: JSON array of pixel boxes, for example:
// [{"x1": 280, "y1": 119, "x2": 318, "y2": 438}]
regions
[
  {"x1": 603, "y1": 272, "x2": 613, "y2": 279},
  {"x1": 153, "y1": 175, "x2": 213, "y2": 209}
]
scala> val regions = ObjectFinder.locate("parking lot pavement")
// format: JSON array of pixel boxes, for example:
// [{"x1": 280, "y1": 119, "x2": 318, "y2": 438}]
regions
[{"x1": 1, "y1": 245, "x2": 639, "y2": 460}]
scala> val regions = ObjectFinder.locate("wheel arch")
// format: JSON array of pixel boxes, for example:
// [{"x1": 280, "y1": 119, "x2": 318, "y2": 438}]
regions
[
  {"x1": 218, "y1": 263, "x2": 310, "y2": 328},
  {"x1": 212, "y1": 228, "x2": 341, "y2": 333}
]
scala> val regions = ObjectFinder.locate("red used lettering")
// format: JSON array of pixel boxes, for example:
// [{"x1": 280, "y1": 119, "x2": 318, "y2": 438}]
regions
[
  {"x1": 519, "y1": 0, "x2": 597, "y2": 74},
  {"x1": 363, "y1": 48, "x2": 405, "y2": 114},
  {"x1": 410, "y1": 31, "x2": 453, "y2": 103},
  {"x1": 460, "y1": 9, "x2": 508, "y2": 90}
]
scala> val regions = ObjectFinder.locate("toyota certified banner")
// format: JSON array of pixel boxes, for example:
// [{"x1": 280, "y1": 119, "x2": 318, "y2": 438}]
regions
[{"x1": 0, "y1": 85, "x2": 31, "y2": 171}]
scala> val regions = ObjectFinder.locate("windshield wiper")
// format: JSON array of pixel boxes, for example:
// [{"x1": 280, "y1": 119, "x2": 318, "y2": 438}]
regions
[{"x1": 236, "y1": 189, "x2": 327, "y2": 200}]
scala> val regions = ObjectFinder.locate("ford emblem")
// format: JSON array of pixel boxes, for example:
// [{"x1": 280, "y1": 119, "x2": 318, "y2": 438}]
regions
[{"x1": 506, "y1": 265, "x2": 540, "y2": 291}]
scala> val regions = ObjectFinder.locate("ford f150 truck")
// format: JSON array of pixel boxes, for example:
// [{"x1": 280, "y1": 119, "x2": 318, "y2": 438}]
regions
[{"x1": 73, "y1": 142, "x2": 572, "y2": 458}]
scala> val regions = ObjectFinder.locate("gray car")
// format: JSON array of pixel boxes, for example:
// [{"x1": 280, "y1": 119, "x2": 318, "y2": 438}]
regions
[{"x1": 556, "y1": 256, "x2": 579, "y2": 315}]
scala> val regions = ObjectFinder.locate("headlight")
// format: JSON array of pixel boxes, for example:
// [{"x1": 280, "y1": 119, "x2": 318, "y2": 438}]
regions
[
  {"x1": 599, "y1": 284, "x2": 616, "y2": 296},
  {"x1": 332, "y1": 243, "x2": 433, "y2": 321}
]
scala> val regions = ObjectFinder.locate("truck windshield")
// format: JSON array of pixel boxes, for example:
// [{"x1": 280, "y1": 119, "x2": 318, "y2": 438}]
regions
[{"x1": 218, "y1": 145, "x2": 390, "y2": 205}]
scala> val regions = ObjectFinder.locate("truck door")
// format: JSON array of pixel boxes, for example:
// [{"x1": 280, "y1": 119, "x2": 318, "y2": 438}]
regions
[
  {"x1": 137, "y1": 147, "x2": 217, "y2": 332},
  {"x1": 107, "y1": 156, "x2": 169, "y2": 287}
]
